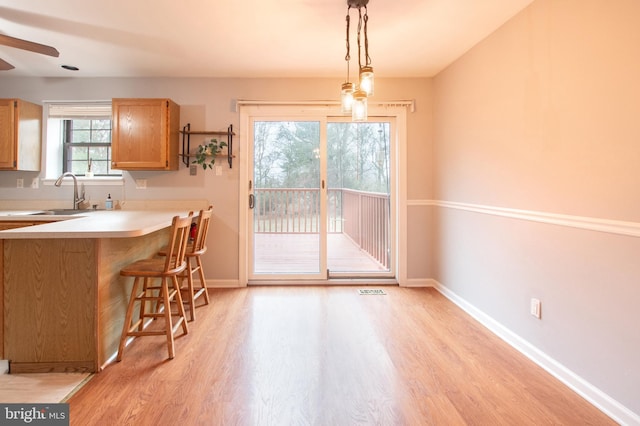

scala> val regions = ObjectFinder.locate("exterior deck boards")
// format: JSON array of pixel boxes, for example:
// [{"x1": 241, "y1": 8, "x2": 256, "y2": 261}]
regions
[{"x1": 253, "y1": 233, "x2": 387, "y2": 274}]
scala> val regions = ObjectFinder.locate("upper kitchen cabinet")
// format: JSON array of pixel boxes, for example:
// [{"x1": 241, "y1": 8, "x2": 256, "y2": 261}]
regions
[
  {"x1": 0, "y1": 99, "x2": 42, "y2": 171},
  {"x1": 111, "y1": 98, "x2": 180, "y2": 170}
]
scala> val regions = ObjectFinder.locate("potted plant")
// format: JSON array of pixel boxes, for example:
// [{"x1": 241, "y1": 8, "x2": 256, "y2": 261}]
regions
[{"x1": 193, "y1": 138, "x2": 228, "y2": 170}]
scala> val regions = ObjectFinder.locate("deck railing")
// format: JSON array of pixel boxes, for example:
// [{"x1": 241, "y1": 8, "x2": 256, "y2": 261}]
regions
[
  {"x1": 253, "y1": 188, "x2": 389, "y2": 268},
  {"x1": 341, "y1": 189, "x2": 390, "y2": 269}
]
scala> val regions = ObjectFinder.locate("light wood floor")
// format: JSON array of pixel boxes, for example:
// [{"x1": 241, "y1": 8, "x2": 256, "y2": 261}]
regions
[
  {"x1": 68, "y1": 286, "x2": 614, "y2": 425},
  {"x1": 0, "y1": 370, "x2": 89, "y2": 403}
]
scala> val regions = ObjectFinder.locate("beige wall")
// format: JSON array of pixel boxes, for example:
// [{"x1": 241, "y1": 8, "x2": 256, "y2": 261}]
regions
[
  {"x1": 433, "y1": 0, "x2": 640, "y2": 419},
  {"x1": 0, "y1": 77, "x2": 433, "y2": 283}
]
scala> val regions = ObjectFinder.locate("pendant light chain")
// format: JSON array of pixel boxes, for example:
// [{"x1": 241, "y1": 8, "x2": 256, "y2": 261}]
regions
[
  {"x1": 363, "y1": 6, "x2": 371, "y2": 67},
  {"x1": 345, "y1": 10, "x2": 351, "y2": 81},
  {"x1": 357, "y1": 6, "x2": 363, "y2": 71}
]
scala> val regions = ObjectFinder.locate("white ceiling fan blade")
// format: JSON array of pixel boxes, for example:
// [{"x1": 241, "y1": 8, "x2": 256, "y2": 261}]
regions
[
  {"x1": 0, "y1": 34, "x2": 59, "y2": 57},
  {"x1": 0, "y1": 58, "x2": 15, "y2": 70}
]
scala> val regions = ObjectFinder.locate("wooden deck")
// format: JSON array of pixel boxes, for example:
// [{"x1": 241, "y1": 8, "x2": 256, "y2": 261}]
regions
[{"x1": 253, "y1": 233, "x2": 387, "y2": 274}]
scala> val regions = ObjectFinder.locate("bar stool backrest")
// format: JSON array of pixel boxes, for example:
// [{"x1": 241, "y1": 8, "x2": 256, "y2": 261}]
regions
[
  {"x1": 191, "y1": 205, "x2": 213, "y2": 256},
  {"x1": 164, "y1": 212, "x2": 194, "y2": 275}
]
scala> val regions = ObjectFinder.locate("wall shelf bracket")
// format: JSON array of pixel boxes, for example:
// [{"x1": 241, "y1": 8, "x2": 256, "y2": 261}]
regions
[{"x1": 180, "y1": 123, "x2": 235, "y2": 168}]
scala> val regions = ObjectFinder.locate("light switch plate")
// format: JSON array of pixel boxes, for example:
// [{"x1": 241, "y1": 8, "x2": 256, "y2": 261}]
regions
[
  {"x1": 135, "y1": 179, "x2": 147, "y2": 189},
  {"x1": 190, "y1": 165, "x2": 197, "y2": 176}
]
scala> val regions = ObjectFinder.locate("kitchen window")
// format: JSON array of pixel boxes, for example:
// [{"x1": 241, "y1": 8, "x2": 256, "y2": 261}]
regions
[
  {"x1": 62, "y1": 118, "x2": 115, "y2": 175},
  {"x1": 47, "y1": 102, "x2": 121, "y2": 177}
]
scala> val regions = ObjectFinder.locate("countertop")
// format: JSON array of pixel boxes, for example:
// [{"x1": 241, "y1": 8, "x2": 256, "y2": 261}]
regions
[{"x1": 0, "y1": 210, "x2": 193, "y2": 239}]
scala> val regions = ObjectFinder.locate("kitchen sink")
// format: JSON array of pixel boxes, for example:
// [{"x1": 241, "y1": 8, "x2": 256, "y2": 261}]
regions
[{"x1": 32, "y1": 209, "x2": 88, "y2": 216}]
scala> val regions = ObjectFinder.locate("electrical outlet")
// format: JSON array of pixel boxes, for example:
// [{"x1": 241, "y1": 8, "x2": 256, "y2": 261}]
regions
[
  {"x1": 530, "y1": 298, "x2": 541, "y2": 319},
  {"x1": 31, "y1": 178, "x2": 39, "y2": 189},
  {"x1": 135, "y1": 179, "x2": 147, "y2": 189},
  {"x1": 215, "y1": 166, "x2": 222, "y2": 176},
  {"x1": 16, "y1": 178, "x2": 23, "y2": 188},
  {"x1": 190, "y1": 165, "x2": 197, "y2": 176}
]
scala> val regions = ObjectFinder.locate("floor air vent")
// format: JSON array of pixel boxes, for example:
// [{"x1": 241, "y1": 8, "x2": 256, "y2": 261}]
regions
[{"x1": 358, "y1": 289, "x2": 386, "y2": 295}]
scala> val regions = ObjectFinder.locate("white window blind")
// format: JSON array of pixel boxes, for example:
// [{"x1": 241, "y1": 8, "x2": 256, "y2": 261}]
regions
[{"x1": 48, "y1": 102, "x2": 112, "y2": 119}]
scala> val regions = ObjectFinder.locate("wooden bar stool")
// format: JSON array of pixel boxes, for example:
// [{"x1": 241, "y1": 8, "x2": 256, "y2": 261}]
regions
[
  {"x1": 117, "y1": 212, "x2": 193, "y2": 361},
  {"x1": 159, "y1": 205, "x2": 213, "y2": 321}
]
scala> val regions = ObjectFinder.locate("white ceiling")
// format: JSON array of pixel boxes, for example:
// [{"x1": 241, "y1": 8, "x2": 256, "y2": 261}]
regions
[{"x1": 0, "y1": 0, "x2": 533, "y2": 78}]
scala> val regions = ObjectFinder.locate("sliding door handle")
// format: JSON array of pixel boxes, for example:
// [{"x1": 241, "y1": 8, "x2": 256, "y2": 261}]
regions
[{"x1": 249, "y1": 194, "x2": 255, "y2": 209}]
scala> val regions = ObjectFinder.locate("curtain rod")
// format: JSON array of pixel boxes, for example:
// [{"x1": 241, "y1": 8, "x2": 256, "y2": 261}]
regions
[{"x1": 235, "y1": 99, "x2": 415, "y2": 112}]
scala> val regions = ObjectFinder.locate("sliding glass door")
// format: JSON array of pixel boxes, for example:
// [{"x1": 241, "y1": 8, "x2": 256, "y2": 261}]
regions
[
  {"x1": 246, "y1": 110, "x2": 395, "y2": 282},
  {"x1": 326, "y1": 121, "x2": 391, "y2": 274},
  {"x1": 250, "y1": 120, "x2": 326, "y2": 279}
]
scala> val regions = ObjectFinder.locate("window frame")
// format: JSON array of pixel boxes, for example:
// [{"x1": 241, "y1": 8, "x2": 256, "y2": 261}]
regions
[
  {"x1": 61, "y1": 118, "x2": 117, "y2": 176},
  {"x1": 46, "y1": 102, "x2": 122, "y2": 178}
]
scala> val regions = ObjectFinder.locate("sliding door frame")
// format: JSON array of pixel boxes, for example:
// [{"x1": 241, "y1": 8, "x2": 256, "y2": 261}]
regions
[{"x1": 238, "y1": 102, "x2": 408, "y2": 286}]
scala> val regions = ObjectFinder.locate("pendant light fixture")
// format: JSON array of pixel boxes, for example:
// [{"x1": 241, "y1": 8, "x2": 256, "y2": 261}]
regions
[
  {"x1": 341, "y1": 11, "x2": 355, "y2": 114},
  {"x1": 356, "y1": 1, "x2": 374, "y2": 97},
  {"x1": 341, "y1": 0, "x2": 374, "y2": 121}
]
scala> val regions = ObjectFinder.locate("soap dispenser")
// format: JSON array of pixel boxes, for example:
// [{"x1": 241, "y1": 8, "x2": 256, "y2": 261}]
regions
[{"x1": 105, "y1": 194, "x2": 113, "y2": 210}]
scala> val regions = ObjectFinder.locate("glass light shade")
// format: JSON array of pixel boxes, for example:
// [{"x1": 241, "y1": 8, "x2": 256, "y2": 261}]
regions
[
  {"x1": 352, "y1": 90, "x2": 368, "y2": 121},
  {"x1": 341, "y1": 82, "x2": 355, "y2": 114},
  {"x1": 359, "y1": 66, "x2": 374, "y2": 96}
]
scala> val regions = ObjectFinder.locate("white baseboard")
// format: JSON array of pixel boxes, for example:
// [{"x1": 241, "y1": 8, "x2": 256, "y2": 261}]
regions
[
  {"x1": 432, "y1": 281, "x2": 640, "y2": 426},
  {"x1": 402, "y1": 278, "x2": 435, "y2": 287},
  {"x1": 204, "y1": 279, "x2": 245, "y2": 288}
]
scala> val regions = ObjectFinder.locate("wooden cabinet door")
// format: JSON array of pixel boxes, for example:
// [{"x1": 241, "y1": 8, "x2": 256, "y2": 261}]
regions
[
  {"x1": 0, "y1": 99, "x2": 42, "y2": 171},
  {"x1": 0, "y1": 99, "x2": 17, "y2": 169},
  {"x1": 111, "y1": 98, "x2": 179, "y2": 170}
]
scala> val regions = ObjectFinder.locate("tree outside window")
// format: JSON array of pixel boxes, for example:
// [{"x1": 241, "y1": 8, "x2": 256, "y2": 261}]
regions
[{"x1": 62, "y1": 118, "x2": 121, "y2": 176}]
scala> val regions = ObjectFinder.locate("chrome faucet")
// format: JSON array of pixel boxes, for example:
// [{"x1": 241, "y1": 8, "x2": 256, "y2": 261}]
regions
[{"x1": 54, "y1": 172, "x2": 85, "y2": 210}]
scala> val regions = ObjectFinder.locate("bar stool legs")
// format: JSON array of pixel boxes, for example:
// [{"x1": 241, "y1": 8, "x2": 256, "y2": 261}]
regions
[
  {"x1": 116, "y1": 275, "x2": 189, "y2": 361},
  {"x1": 182, "y1": 253, "x2": 211, "y2": 322},
  {"x1": 116, "y1": 213, "x2": 193, "y2": 361},
  {"x1": 193, "y1": 254, "x2": 210, "y2": 306}
]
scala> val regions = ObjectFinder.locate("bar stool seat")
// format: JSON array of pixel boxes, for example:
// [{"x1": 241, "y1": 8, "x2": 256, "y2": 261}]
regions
[
  {"x1": 117, "y1": 212, "x2": 193, "y2": 361},
  {"x1": 159, "y1": 205, "x2": 213, "y2": 321}
]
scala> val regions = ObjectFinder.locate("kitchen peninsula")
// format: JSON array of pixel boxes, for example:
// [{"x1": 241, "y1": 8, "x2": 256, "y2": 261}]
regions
[{"x1": 0, "y1": 209, "x2": 194, "y2": 373}]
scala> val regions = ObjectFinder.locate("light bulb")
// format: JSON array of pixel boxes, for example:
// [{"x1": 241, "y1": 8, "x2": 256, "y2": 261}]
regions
[
  {"x1": 359, "y1": 66, "x2": 374, "y2": 96},
  {"x1": 352, "y1": 89, "x2": 368, "y2": 121},
  {"x1": 341, "y1": 82, "x2": 355, "y2": 114}
]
